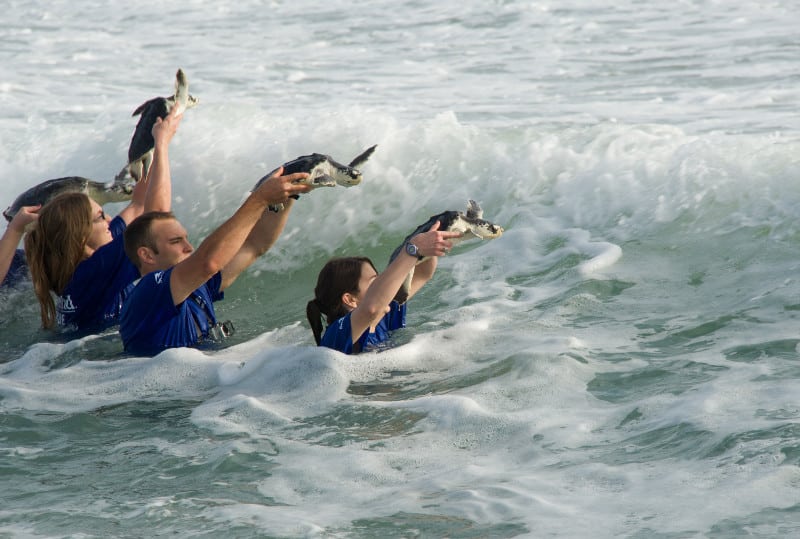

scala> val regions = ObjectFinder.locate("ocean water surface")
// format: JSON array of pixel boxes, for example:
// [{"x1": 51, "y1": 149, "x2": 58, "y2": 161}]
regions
[{"x1": 2, "y1": 1, "x2": 800, "y2": 537}]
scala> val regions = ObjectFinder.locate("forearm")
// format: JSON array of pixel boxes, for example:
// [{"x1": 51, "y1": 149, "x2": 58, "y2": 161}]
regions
[
  {"x1": 170, "y1": 193, "x2": 270, "y2": 303},
  {"x1": 142, "y1": 107, "x2": 181, "y2": 214},
  {"x1": 362, "y1": 253, "x2": 418, "y2": 314},
  {"x1": 0, "y1": 228, "x2": 24, "y2": 283},
  {"x1": 143, "y1": 144, "x2": 172, "y2": 212},
  {"x1": 245, "y1": 199, "x2": 294, "y2": 254},
  {"x1": 218, "y1": 200, "x2": 295, "y2": 291},
  {"x1": 407, "y1": 257, "x2": 437, "y2": 299},
  {"x1": 121, "y1": 140, "x2": 172, "y2": 224},
  {"x1": 118, "y1": 175, "x2": 148, "y2": 224},
  {"x1": 196, "y1": 195, "x2": 269, "y2": 275}
]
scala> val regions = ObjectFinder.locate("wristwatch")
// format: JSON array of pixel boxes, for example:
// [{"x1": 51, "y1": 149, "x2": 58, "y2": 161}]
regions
[{"x1": 405, "y1": 242, "x2": 423, "y2": 260}]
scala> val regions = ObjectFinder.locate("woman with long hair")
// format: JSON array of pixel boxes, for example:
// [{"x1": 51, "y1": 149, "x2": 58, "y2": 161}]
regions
[
  {"x1": 24, "y1": 107, "x2": 182, "y2": 332},
  {"x1": 307, "y1": 221, "x2": 460, "y2": 354}
]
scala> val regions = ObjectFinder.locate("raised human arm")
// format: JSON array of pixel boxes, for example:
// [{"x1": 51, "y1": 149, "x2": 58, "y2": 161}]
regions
[
  {"x1": 0, "y1": 205, "x2": 39, "y2": 283},
  {"x1": 219, "y1": 196, "x2": 299, "y2": 291},
  {"x1": 406, "y1": 256, "x2": 438, "y2": 300},
  {"x1": 348, "y1": 221, "x2": 459, "y2": 341},
  {"x1": 118, "y1": 106, "x2": 182, "y2": 224},
  {"x1": 169, "y1": 167, "x2": 310, "y2": 305}
]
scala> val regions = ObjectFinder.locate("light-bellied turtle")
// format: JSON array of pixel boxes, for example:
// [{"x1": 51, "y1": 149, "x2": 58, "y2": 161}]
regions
[
  {"x1": 126, "y1": 68, "x2": 198, "y2": 182},
  {"x1": 3, "y1": 176, "x2": 135, "y2": 222},
  {"x1": 251, "y1": 144, "x2": 377, "y2": 212},
  {"x1": 388, "y1": 199, "x2": 504, "y2": 303}
]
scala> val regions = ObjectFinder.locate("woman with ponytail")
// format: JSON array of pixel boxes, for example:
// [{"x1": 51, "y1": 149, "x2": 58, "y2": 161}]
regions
[{"x1": 307, "y1": 222, "x2": 460, "y2": 354}]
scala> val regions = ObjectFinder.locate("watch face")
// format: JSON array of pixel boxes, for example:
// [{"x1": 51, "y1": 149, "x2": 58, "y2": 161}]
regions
[{"x1": 405, "y1": 243, "x2": 418, "y2": 257}]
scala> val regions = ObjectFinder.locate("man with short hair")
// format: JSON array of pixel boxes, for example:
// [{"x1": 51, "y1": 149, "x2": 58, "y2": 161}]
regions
[{"x1": 119, "y1": 167, "x2": 311, "y2": 355}]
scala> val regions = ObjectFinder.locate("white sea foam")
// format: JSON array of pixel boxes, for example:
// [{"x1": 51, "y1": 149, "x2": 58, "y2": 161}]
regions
[{"x1": 3, "y1": 1, "x2": 800, "y2": 537}]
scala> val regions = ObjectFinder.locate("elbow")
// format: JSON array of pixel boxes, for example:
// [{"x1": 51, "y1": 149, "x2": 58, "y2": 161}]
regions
[
  {"x1": 200, "y1": 257, "x2": 224, "y2": 278},
  {"x1": 360, "y1": 301, "x2": 389, "y2": 321}
]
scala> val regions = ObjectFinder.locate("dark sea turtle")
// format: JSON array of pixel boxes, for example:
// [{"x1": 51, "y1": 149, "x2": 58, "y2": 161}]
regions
[
  {"x1": 251, "y1": 144, "x2": 377, "y2": 212},
  {"x1": 388, "y1": 200, "x2": 504, "y2": 303},
  {"x1": 3, "y1": 176, "x2": 135, "y2": 222},
  {"x1": 126, "y1": 68, "x2": 198, "y2": 182}
]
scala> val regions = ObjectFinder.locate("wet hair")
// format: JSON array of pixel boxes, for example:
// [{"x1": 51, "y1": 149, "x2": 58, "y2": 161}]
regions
[
  {"x1": 24, "y1": 192, "x2": 93, "y2": 329},
  {"x1": 306, "y1": 257, "x2": 376, "y2": 345},
  {"x1": 123, "y1": 211, "x2": 175, "y2": 269}
]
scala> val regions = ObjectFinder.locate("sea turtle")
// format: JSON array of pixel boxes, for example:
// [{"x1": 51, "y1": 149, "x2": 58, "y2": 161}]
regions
[
  {"x1": 388, "y1": 199, "x2": 504, "y2": 303},
  {"x1": 252, "y1": 144, "x2": 377, "y2": 212},
  {"x1": 3, "y1": 176, "x2": 136, "y2": 222},
  {"x1": 126, "y1": 68, "x2": 198, "y2": 182}
]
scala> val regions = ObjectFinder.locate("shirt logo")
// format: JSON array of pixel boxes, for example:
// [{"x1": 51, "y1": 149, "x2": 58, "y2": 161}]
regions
[
  {"x1": 154, "y1": 271, "x2": 164, "y2": 285},
  {"x1": 59, "y1": 294, "x2": 76, "y2": 313}
]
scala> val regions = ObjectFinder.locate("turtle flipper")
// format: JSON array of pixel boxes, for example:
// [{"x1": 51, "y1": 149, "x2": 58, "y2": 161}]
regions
[
  {"x1": 307, "y1": 173, "x2": 337, "y2": 188},
  {"x1": 465, "y1": 199, "x2": 483, "y2": 219},
  {"x1": 173, "y1": 69, "x2": 189, "y2": 114},
  {"x1": 348, "y1": 145, "x2": 377, "y2": 168}
]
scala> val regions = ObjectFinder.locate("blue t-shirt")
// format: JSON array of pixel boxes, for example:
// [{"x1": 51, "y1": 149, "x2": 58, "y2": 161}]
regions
[
  {"x1": 1, "y1": 249, "x2": 28, "y2": 288},
  {"x1": 119, "y1": 266, "x2": 224, "y2": 356},
  {"x1": 57, "y1": 216, "x2": 139, "y2": 332},
  {"x1": 320, "y1": 301, "x2": 407, "y2": 354}
]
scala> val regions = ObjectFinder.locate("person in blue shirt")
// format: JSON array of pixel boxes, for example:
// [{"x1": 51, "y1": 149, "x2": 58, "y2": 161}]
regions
[
  {"x1": 0, "y1": 204, "x2": 39, "y2": 288},
  {"x1": 119, "y1": 166, "x2": 312, "y2": 356},
  {"x1": 24, "y1": 106, "x2": 182, "y2": 333},
  {"x1": 306, "y1": 221, "x2": 460, "y2": 354}
]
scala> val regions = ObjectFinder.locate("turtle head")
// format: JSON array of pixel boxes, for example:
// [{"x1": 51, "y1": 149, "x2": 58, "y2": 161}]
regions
[
  {"x1": 457, "y1": 201, "x2": 503, "y2": 239},
  {"x1": 309, "y1": 156, "x2": 362, "y2": 187},
  {"x1": 97, "y1": 179, "x2": 136, "y2": 203},
  {"x1": 332, "y1": 165, "x2": 363, "y2": 187},
  {"x1": 466, "y1": 218, "x2": 504, "y2": 239}
]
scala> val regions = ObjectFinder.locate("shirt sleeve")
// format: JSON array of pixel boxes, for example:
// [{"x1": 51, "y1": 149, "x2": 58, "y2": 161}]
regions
[{"x1": 320, "y1": 313, "x2": 356, "y2": 355}]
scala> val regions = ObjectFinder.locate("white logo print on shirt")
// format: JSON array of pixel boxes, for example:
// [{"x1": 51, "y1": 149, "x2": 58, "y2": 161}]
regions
[{"x1": 59, "y1": 294, "x2": 76, "y2": 313}]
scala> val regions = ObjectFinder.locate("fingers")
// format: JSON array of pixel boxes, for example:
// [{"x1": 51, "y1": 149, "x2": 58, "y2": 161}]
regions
[
  {"x1": 254, "y1": 169, "x2": 311, "y2": 204},
  {"x1": 274, "y1": 170, "x2": 312, "y2": 194},
  {"x1": 428, "y1": 220, "x2": 461, "y2": 240},
  {"x1": 10, "y1": 204, "x2": 40, "y2": 231},
  {"x1": 429, "y1": 221, "x2": 459, "y2": 253},
  {"x1": 410, "y1": 224, "x2": 458, "y2": 258},
  {"x1": 282, "y1": 172, "x2": 312, "y2": 191},
  {"x1": 166, "y1": 105, "x2": 183, "y2": 120},
  {"x1": 438, "y1": 237, "x2": 454, "y2": 256},
  {"x1": 151, "y1": 108, "x2": 183, "y2": 140}
]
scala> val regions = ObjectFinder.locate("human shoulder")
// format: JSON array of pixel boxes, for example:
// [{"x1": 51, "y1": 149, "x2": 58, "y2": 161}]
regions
[
  {"x1": 320, "y1": 312, "x2": 356, "y2": 354},
  {"x1": 138, "y1": 267, "x2": 173, "y2": 290},
  {"x1": 109, "y1": 215, "x2": 127, "y2": 238}
]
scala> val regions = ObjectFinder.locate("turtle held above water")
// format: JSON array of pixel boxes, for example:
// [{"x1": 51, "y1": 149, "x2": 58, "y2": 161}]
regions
[
  {"x1": 3, "y1": 176, "x2": 135, "y2": 222},
  {"x1": 251, "y1": 144, "x2": 377, "y2": 212},
  {"x1": 388, "y1": 199, "x2": 504, "y2": 303},
  {"x1": 126, "y1": 68, "x2": 198, "y2": 182}
]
